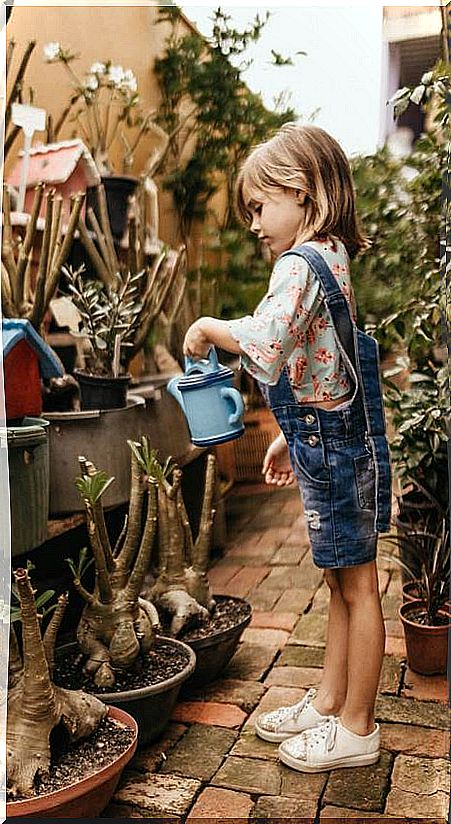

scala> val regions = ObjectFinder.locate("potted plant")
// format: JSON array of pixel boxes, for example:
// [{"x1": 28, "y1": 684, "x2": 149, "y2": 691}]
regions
[
  {"x1": 135, "y1": 445, "x2": 252, "y2": 688},
  {"x1": 7, "y1": 566, "x2": 138, "y2": 818},
  {"x1": 52, "y1": 443, "x2": 196, "y2": 745},
  {"x1": 383, "y1": 510, "x2": 450, "y2": 676},
  {"x1": 42, "y1": 43, "x2": 169, "y2": 238}
]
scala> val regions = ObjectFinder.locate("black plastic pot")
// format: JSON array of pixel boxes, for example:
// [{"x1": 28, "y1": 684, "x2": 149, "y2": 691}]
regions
[
  {"x1": 74, "y1": 370, "x2": 131, "y2": 411},
  {"x1": 87, "y1": 176, "x2": 139, "y2": 240},
  {"x1": 57, "y1": 638, "x2": 196, "y2": 746},
  {"x1": 183, "y1": 595, "x2": 252, "y2": 689}
]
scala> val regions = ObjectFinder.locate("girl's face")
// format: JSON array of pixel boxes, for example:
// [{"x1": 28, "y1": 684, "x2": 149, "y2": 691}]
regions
[{"x1": 247, "y1": 187, "x2": 304, "y2": 257}]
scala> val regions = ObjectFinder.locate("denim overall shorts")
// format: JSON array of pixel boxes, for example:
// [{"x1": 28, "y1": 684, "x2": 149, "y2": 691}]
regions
[{"x1": 258, "y1": 245, "x2": 392, "y2": 569}]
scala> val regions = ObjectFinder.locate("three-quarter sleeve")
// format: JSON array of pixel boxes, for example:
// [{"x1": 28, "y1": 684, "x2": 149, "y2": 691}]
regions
[{"x1": 227, "y1": 253, "x2": 311, "y2": 385}]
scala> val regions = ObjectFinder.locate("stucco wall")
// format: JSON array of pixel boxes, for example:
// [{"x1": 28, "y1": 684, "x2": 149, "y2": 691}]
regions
[{"x1": 6, "y1": 5, "x2": 204, "y2": 247}]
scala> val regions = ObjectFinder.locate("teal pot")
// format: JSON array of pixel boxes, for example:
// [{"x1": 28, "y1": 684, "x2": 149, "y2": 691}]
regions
[
  {"x1": 183, "y1": 595, "x2": 252, "y2": 689},
  {"x1": 74, "y1": 369, "x2": 131, "y2": 411},
  {"x1": 45, "y1": 395, "x2": 145, "y2": 515},
  {"x1": 6, "y1": 706, "x2": 138, "y2": 819},
  {"x1": 7, "y1": 417, "x2": 49, "y2": 556},
  {"x1": 87, "y1": 175, "x2": 138, "y2": 240},
  {"x1": 399, "y1": 600, "x2": 450, "y2": 675}
]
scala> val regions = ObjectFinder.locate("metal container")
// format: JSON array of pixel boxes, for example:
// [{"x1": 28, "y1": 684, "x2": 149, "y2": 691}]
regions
[
  {"x1": 45, "y1": 395, "x2": 145, "y2": 515},
  {"x1": 8, "y1": 416, "x2": 49, "y2": 556},
  {"x1": 131, "y1": 376, "x2": 196, "y2": 465}
]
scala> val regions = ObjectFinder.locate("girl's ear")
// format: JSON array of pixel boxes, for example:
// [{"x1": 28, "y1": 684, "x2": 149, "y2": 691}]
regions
[{"x1": 295, "y1": 190, "x2": 306, "y2": 206}]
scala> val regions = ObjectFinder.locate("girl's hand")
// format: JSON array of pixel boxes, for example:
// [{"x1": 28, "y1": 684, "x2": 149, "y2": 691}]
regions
[
  {"x1": 262, "y1": 432, "x2": 296, "y2": 487},
  {"x1": 183, "y1": 319, "x2": 210, "y2": 359}
]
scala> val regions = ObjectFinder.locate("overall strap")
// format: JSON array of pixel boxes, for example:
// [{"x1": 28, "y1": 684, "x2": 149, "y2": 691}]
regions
[{"x1": 281, "y1": 244, "x2": 358, "y2": 374}]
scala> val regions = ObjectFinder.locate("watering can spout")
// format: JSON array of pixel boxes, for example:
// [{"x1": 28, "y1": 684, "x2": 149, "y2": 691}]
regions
[{"x1": 167, "y1": 376, "x2": 185, "y2": 412}]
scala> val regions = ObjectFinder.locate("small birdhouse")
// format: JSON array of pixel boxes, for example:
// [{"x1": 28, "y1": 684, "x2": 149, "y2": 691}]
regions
[
  {"x1": 2, "y1": 319, "x2": 64, "y2": 421},
  {"x1": 7, "y1": 139, "x2": 101, "y2": 222}
]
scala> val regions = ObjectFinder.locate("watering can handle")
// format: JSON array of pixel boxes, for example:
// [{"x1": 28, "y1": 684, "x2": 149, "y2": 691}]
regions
[
  {"x1": 220, "y1": 386, "x2": 245, "y2": 425},
  {"x1": 184, "y1": 347, "x2": 219, "y2": 375}
]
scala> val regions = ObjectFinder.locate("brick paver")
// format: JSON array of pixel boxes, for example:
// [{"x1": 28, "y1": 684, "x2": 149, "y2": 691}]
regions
[{"x1": 106, "y1": 484, "x2": 449, "y2": 820}]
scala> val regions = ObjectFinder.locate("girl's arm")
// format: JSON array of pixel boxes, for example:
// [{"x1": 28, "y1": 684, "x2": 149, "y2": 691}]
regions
[{"x1": 183, "y1": 316, "x2": 241, "y2": 358}]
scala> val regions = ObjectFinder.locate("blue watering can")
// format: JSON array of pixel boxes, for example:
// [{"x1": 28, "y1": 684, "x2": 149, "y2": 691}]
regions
[{"x1": 167, "y1": 348, "x2": 245, "y2": 447}]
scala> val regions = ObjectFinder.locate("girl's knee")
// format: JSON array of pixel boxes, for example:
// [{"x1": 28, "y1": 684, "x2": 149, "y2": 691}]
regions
[
  {"x1": 337, "y1": 561, "x2": 380, "y2": 605},
  {"x1": 324, "y1": 568, "x2": 341, "y2": 593}
]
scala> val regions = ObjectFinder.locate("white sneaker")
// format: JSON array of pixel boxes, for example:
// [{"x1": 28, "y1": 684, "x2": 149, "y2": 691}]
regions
[
  {"x1": 254, "y1": 688, "x2": 334, "y2": 743},
  {"x1": 278, "y1": 717, "x2": 380, "y2": 772}
]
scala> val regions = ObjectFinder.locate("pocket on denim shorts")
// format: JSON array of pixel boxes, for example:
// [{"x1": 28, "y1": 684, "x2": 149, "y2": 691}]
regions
[
  {"x1": 292, "y1": 435, "x2": 330, "y2": 487},
  {"x1": 353, "y1": 452, "x2": 376, "y2": 509}
]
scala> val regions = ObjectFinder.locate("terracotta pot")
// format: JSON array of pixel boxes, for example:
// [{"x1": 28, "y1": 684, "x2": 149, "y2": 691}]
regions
[
  {"x1": 183, "y1": 595, "x2": 252, "y2": 689},
  {"x1": 399, "y1": 600, "x2": 450, "y2": 675},
  {"x1": 402, "y1": 581, "x2": 451, "y2": 612},
  {"x1": 7, "y1": 706, "x2": 138, "y2": 819}
]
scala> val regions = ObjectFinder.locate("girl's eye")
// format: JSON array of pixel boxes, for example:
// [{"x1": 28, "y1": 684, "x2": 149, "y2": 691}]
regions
[{"x1": 254, "y1": 204, "x2": 262, "y2": 215}]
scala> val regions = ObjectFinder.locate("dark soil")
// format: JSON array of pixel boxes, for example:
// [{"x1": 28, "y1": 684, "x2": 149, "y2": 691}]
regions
[
  {"x1": 7, "y1": 716, "x2": 134, "y2": 803},
  {"x1": 53, "y1": 638, "x2": 192, "y2": 694},
  {"x1": 176, "y1": 595, "x2": 252, "y2": 642},
  {"x1": 408, "y1": 608, "x2": 450, "y2": 627}
]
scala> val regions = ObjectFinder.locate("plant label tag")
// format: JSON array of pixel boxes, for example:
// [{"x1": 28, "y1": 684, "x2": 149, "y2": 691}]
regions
[{"x1": 12, "y1": 103, "x2": 46, "y2": 136}]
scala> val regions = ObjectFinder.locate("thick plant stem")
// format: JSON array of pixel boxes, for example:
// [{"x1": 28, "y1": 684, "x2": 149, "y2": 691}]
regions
[
  {"x1": 43, "y1": 593, "x2": 68, "y2": 677},
  {"x1": 14, "y1": 184, "x2": 45, "y2": 308},
  {"x1": 126, "y1": 478, "x2": 158, "y2": 600},
  {"x1": 193, "y1": 453, "x2": 216, "y2": 573},
  {"x1": 85, "y1": 506, "x2": 113, "y2": 604},
  {"x1": 14, "y1": 569, "x2": 56, "y2": 721},
  {"x1": 116, "y1": 453, "x2": 145, "y2": 571}
]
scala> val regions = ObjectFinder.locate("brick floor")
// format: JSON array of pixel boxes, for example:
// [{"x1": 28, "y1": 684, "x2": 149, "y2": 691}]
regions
[{"x1": 104, "y1": 484, "x2": 449, "y2": 820}]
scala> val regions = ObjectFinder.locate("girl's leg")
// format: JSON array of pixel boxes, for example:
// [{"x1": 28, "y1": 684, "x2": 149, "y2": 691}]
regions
[
  {"x1": 337, "y1": 560, "x2": 385, "y2": 735},
  {"x1": 312, "y1": 568, "x2": 348, "y2": 717}
]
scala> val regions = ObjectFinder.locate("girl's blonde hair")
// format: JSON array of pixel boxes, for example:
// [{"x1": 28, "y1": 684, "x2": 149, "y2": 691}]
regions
[{"x1": 235, "y1": 123, "x2": 369, "y2": 259}]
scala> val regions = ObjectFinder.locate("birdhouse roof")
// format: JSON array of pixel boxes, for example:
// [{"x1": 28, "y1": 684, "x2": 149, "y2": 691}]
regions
[
  {"x1": 2, "y1": 319, "x2": 64, "y2": 378},
  {"x1": 7, "y1": 139, "x2": 101, "y2": 188}
]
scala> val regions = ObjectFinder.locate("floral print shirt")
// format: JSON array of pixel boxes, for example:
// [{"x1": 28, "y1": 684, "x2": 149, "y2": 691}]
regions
[{"x1": 227, "y1": 237, "x2": 357, "y2": 403}]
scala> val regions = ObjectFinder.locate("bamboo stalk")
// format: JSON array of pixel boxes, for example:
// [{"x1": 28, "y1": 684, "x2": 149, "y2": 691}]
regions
[
  {"x1": 15, "y1": 183, "x2": 45, "y2": 307},
  {"x1": 85, "y1": 207, "x2": 110, "y2": 273},
  {"x1": 49, "y1": 196, "x2": 63, "y2": 271},
  {"x1": 128, "y1": 214, "x2": 139, "y2": 276},
  {"x1": 1, "y1": 262, "x2": 17, "y2": 316},
  {"x1": 30, "y1": 190, "x2": 53, "y2": 330},
  {"x1": 5, "y1": 40, "x2": 36, "y2": 131},
  {"x1": 96, "y1": 185, "x2": 119, "y2": 274},
  {"x1": 77, "y1": 218, "x2": 112, "y2": 286},
  {"x1": 44, "y1": 193, "x2": 84, "y2": 309},
  {"x1": 2, "y1": 185, "x2": 18, "y2": 296}
]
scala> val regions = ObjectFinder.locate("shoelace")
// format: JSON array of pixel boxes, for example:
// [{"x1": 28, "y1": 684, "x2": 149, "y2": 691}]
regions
[
  {"x1": 305, "y1": 717, "x2": 338, "y2": 753},
  {"x1": 291, "y1": 688, "x2": 316, "y2": 720}
]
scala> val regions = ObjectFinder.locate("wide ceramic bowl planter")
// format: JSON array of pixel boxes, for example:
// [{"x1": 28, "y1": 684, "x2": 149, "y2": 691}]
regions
[
  {"x1": 399, "y1": 600, "x2": 450, "y2": 675},
  {"x1": 184, "y1": 595, "x2": 252, "y2": 689},
  {"x1": 92, "y1": 637, "x2": 196, "y2": 745},
  {"x1": 6, "y1": 706, "x2": 138, "y2": 819}
]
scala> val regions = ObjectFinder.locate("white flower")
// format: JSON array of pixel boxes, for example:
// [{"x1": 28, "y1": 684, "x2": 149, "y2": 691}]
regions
[
  {"x1": 43, "y1": 42, "x2": 61, "y2": 62},
  {"x1": 90, "y1": 61, "x2": 106, "y2": 76},
  {"x1": 107, "y1": 64, "x2": 125, "y2": 87},
  {"x1": 84, "y1": 74, "x2": 99, "y2": 91},
  {"x1": 122, "y1": 69, "x2": 138, "y2": 93}
]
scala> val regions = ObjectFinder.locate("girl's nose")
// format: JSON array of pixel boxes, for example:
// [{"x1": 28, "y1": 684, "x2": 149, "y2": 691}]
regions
[{"x1": 250, "y1": 214, "x2": 260, "y2": 234}]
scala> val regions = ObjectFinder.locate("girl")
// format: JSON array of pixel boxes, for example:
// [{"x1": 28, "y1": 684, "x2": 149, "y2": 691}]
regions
[{"x1": 183, "y1": 123, "x2": 391, "y2": 773}]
